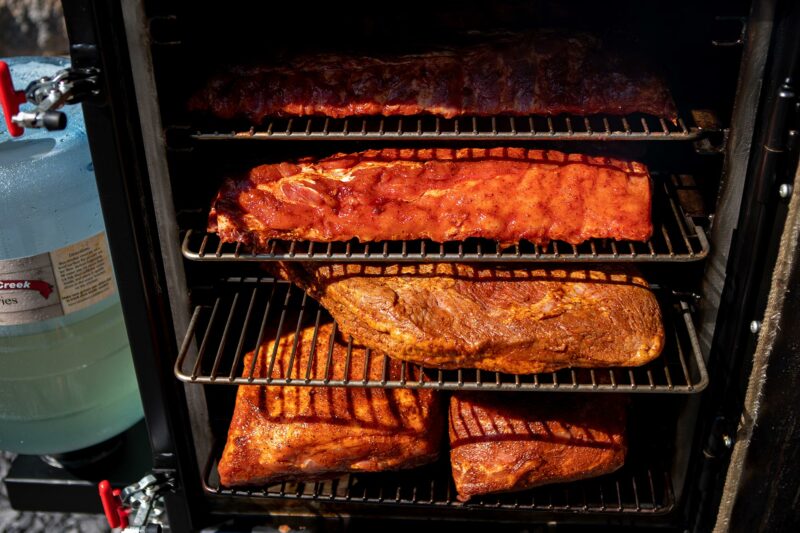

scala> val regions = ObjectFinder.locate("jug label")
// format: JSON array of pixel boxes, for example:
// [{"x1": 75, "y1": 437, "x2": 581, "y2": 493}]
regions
[{"x1": 0, "y1": 232, "x2": 116, "y2": 325}]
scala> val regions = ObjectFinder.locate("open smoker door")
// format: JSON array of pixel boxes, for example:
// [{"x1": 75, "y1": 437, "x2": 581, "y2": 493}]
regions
[
  {"x1": 713, "y1": 148, "x2": 800, "y2": 532},
  {"x1": 693, "y1": 0, "x2": 800, "y2": 530}
]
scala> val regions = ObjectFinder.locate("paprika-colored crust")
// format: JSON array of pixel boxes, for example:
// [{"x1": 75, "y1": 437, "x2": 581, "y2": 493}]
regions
[
  {"x1": 272, "y1": 263, "x2": 664, "y2": 375},
  {"x1": 449, "y1": 393, "x2": 627, "y2": 501},
  {"x1": 218, "y1": 324, "x2": 442, "y2": 487}
]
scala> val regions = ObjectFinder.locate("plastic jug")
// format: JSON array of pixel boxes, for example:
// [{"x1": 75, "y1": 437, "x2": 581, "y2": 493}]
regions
[{"x1": 0, "y1": 56, "x2": 143, "y2": 454}]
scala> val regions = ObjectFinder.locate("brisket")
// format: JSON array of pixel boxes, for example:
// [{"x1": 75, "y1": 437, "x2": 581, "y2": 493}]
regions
[
  {"x1": 217, "y1": 323, "x2": 442, "y2": 487},
  {"x1": 449, "y1": 393, "x2": 627, "y2": 501},
  {"x1": 271, "y1": 263, "x2": 665, "y2": 375}
]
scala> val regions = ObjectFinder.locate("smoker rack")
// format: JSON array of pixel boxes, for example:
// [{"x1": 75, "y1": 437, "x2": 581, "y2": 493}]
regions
[
  {"x1": 203, "y1": 457, "x2": 674, "y2": 518},
  {"x1": 201, "y1": 389, "x2": 679, "y2": 519},
  {"x1": 175, "y1": 277, "x2": 707, "y2": 393},
  {"x1": 182, "y1": 177, "x2": 709, "y2": 263},
  {"x1": 187, "y1": 112, "x2": 704, "y2": 142}
]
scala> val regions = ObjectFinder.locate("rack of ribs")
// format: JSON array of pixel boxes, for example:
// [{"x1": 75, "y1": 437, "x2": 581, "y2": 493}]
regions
[
  {"x1": 189, "y1": 31, "x2": 676, "y2": 122},
  {"x1": 209, "y1": 147, "x2": 653, "y2": 247}
]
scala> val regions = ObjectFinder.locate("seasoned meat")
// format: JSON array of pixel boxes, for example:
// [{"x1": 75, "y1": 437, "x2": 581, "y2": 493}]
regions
[
  {"x1": 189, "y1": 31, "x2": 676, "y2": 121},
  {"x1": 209, "y1": 147, "x2": 653, "y2": 247},
  {"x1": 217, "y1": 324, "x2": 442, "y2": 487},
  {"x1": 449, "y1": 393, "x2": 627, "y2": 501},
  {"x1": 271, "y1": 263, "x2": 665, "y2": 375}
]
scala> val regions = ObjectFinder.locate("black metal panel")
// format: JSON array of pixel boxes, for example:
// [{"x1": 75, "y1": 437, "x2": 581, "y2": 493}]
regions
[
  {"x1": 725, "y1": 211, "x2": 800, "y2": 530},
  {"x1": 5, "y1": 423, "x2": 151, "y2": 514},
  {"x1": 60, "y1": 1, "x2": 204, "y2": 530},
  {"x1": 687, "y1": 0, "x2": 800, "y2": 529}
]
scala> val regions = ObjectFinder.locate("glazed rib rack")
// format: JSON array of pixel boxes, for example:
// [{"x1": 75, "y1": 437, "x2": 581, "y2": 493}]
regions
[{"x1": 183, "y1": 177, "x2": 708, "y2": 263}]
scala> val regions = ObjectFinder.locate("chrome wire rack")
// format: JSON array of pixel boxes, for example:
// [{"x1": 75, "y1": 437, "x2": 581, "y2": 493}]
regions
[
  {"x1": 182, "y1": 179, "x2": 709, "y2": 263},
  {"x1": 175, "y1": 278, "x2": 708, "y2": 393},
  {"x1": 203, "y1": 453, "x2": 674, "y2": 517},
  {"x1": 187, "y1": 112, "x2": 701, "y2": 142}
]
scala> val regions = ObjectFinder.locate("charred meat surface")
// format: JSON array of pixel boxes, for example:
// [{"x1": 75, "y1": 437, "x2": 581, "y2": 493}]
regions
[
  {"x1": 210, "y1": 147, "x2": 653, "y2": 247},
  {"x1": 449, "y1": 393, "x2": 627, "y2": 501},
  {"x1": 270, "y1": 263, "x2": 665, "y2": 375},
  {"x1": 217, "y1": 323, "x2": 442, "y2": 487},
  {"x1": 189, "y1": 31, "x2": 676, "y2": 121}
]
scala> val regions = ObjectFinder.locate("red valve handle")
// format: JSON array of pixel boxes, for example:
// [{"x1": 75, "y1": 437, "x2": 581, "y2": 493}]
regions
[
  {"x1": 0, "y1": 61, "x2": 27, "y2": 137},
  {"x1": 98, "y1": 480, "x2": 130, "y2": 529}
]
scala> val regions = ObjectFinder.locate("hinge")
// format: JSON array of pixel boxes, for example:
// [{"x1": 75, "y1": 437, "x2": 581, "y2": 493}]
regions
[
  {"x1": 764, "y1": 82, "x2": 796, "y2": 152},
  {"x1": 756, "y1": 80, "x2": 797, "y2": 204}
]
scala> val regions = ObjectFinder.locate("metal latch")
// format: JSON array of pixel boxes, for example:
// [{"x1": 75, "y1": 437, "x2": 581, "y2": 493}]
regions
[
  {"x1": 98, "y1": 472, "x2": 174, "y2": 532},
  {"x1": 0, "y1": 60, "x2": 100, "y2": 137}
]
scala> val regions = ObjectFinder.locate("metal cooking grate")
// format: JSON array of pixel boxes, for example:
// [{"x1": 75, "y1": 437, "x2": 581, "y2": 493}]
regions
[
  {"x1": 175, "y1": 278, "x2": 708, "y2": 393},
  {"x1": 188, "y1": 113, "x2": 700, "y2": 142},
  {"x1": 202, "y1": 455, "x2": 674, "y2": 516},
  {"x1": 182, "y1": 179, "x2": 709, "y2": 263}
]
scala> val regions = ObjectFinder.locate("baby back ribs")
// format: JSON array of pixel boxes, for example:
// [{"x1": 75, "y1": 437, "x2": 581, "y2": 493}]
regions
[
  {"x1": 218, "y1": 323, "x2": 442, "y2": 487},
  {"x1": 189, "y1": 31, "x2": 676, "y2": 121},
  {"x1": 270, "y1": 263, "x2": 665, "y2": 375},
  {"x1": 209, "y1": 147, "x2": 653, "y2": 247},
  {"x1": 449, "y1": 393, "x2": 627, "y2": 501}
]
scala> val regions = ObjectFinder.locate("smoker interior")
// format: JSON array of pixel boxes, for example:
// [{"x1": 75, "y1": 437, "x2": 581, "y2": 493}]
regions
[{"x1": 136, "y1": 0, "x2": 752, "y2": 528}]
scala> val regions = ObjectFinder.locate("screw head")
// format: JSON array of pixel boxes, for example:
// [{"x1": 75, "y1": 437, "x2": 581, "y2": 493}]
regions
[
  {"x1": 779, "y1": 183, "x2": 793, "y2": 198},
  {"x1": 750, "y1": 320, "x2": 761, "y2": 333}
]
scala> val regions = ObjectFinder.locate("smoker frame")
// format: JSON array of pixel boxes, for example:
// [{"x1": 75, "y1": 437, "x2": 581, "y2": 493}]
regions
[{"x1": 56, "y1": 0, "x2": 800, "y2": 530}]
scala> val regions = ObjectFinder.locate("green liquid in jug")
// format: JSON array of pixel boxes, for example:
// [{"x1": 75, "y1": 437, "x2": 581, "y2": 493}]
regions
[{"x1": 0, "y1": 298, "x2": 143, "y2": 454}]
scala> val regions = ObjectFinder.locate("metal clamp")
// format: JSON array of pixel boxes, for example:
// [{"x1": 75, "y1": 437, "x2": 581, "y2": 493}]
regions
[
  {"x1": 13, "y1": 66, "x2": 100, "y2": 131},
  {"x1": 0, "y1": 60, "x2": 100, "y2": 137},
  {"x1": 99, "y1": 472, "x2": 174, "y2": 532}
]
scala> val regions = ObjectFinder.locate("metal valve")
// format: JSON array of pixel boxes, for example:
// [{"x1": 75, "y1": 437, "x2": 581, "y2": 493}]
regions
[{"x1": 0, "y1": 60, "x2": 100, "y2": 137}]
